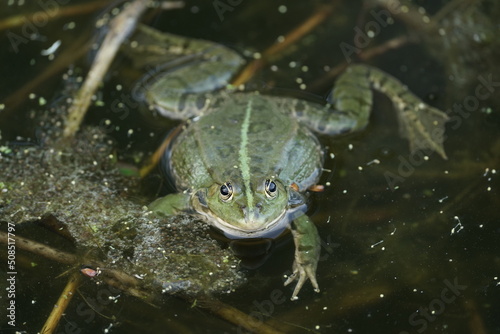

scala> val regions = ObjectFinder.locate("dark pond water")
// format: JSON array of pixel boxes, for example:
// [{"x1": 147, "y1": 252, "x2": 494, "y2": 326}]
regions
[{"x1": 1, "y1": 0, "x2": 499, "y2": 333}]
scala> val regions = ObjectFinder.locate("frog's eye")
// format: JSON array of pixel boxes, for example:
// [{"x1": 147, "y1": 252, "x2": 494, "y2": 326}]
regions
[
  {"x1": 220, "y1": 183, "x2": 233, "y2": 201},
  {"x1": 265, "y1": 179, "x2": 278, "y2": 198}
]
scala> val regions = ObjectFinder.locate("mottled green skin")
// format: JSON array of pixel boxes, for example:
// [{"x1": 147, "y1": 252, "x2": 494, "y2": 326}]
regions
[
  {"x1": 166, "y1": 93, "x2": 323, "y2": 237},
  {"x1": 169, "y1": 94, "x2": 322, "y2": 193}
]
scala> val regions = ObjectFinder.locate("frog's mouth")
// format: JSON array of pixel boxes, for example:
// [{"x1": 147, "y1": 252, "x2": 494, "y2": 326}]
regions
[
  {"x1": 207, "y1": 209, "x2": 290, "y2": 239},
  {"x1": 192, "y1": 188, "x2": 308, "y2": 239}
]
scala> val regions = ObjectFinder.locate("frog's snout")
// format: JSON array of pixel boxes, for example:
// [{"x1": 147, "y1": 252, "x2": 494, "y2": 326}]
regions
[{"x1": 241, "y1": 206, "x2": 262, "y2": 225}]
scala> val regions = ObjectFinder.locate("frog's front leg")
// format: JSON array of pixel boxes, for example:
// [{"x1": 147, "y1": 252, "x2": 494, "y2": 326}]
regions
[
  {"x1": 149, "y1": 192, "x2": 191, "y2": 215},
  {"x1": 125, "y1": 24, "x2": 245, "y2": 120},
  {"x1": 284, "y1": 214, "x2": 321, "y2": 300},
  {"x1": 276, "y1": 64, "x2": 449, "y2": 159}
]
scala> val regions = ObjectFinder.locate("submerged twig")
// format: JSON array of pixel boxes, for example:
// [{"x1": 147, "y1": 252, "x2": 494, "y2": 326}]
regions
[
  {"x1": 0, "y1": 230, "x2": 77, "y2": 264},
  {"x1": 205, "y1": 297, "x2": 285, "y2": 334},
  {"x1": 62, "y1": 0, "x2": 150, "y2": 141},
  {"x1": 40, "y1": 273, "x2": 82, "y2": 334},
  {"x1": 230, "y1": 3, "x2": 336, "y2": 87},
  {"x1": 0, "y1": 1, "x2": 110, "y2": 32},
  {"x1": 464, "y1": 298, "x2": 488, "y2": 334},
  {"x1": 139, "y1": 123, "x2": 182, "y2": 178},
  {"x1": 0, "y1": 230, "x2": 283, "y2": 333},
  {"x1": 309, "y1": 35, "x2": 411, "y2": 91}
]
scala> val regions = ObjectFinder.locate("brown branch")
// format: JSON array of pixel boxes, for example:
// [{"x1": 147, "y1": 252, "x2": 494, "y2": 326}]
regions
[
  {"x1": 205, "y1": 297, "x2": 285, "y2": 334},
  {"x1": 230, "y1": 3, "x2": 337, "y2": 87},
  {"x1": 139, "y1": 123, "x2": 183, "y2": 178},
  {"x1": 61, "y1": 0, "x2": 151, "y2": 141},
  {"x1": 0, "y1": 1, "x2": 110, "y2": 32},
  {"x1": 40, "y1": 273, "x2": 82, "y2": 334},
  {"x1": 0, "y1": 230, "x2": 283, "y2": 333},
  {"x1": 309, "y1": 35, "x2": 411, "y2": 91},
  {"x1": 0, "y1": 230, "x2": 77, "y2": 264}
]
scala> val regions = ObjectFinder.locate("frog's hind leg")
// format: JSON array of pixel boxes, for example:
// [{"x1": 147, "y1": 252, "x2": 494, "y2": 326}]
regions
[
  {"x1": 281, "y1": 64, "x2": 449, "y2": 159},
  {"x1": 125, "y1": 24, "x2": 245, "y2": 120}
]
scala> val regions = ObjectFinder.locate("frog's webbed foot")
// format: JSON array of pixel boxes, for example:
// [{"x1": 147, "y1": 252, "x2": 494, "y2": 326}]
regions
[
  {"x1": 355, "y1": 64, "x2": 449, "y2": 159},
  {"x1": 284, "y1": 255, "x2": 320, "y2": 301},
  {"x1": 393, "y1": 94, "x2": 449, "y2": 159},
  {"x1": 285, "y1": 215, "x2": 321, "y2": 300}
]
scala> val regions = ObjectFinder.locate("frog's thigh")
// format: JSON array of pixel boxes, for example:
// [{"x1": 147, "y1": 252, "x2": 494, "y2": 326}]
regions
[
  {"x1": 276, "y1": 64, "x2": 448, "y2": 158},
  {"x1": 131, "y1": 26, "x2": 245, "y2": 120},
  {"x1": 273, "y1": 65, "x2": 375, "y2": 135}
]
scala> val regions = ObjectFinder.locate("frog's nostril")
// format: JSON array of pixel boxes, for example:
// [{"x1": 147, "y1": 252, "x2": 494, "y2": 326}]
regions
[{"x1": 256, "y1": 203, "x2": 263, "y2": 210}]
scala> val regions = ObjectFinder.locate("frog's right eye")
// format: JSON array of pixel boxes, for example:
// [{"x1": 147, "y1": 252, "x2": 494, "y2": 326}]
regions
[{"x1": 220, "y1": 183, "x2": 233, "y2": 201}]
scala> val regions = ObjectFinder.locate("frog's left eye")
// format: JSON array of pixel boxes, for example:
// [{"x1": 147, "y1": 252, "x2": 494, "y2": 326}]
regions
[
  {"x1": 220, "y1": 183, "x2": 233, "y2": 202},
  {"x1": 265, "y1": 179, "x2": 278, "y2": 198}
]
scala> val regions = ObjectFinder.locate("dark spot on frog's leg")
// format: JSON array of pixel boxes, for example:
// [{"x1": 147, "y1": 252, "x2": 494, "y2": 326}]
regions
[
  {"x1": 196, "y1": 93, "x2": 208, "y2": 110},
  {"x1": 316, "y1": 124, "x2": 326, "y2": 132},
  {"x1": 177, "y1": 93, "x2": 188, "y2": 112},
  {"x1": 341, "y1": 95, "x2": 372, "y2": 109},
  {"x1": 297, "y1": 243, "x2": 315, "y2": 253},
  {"x1": 293, "y1": 101, "x2": 306, "y2": 117}
]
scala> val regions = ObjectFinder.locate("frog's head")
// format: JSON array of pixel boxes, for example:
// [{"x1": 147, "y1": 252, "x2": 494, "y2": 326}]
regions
[{"x1": 192, "y1": 179, "x2": 302, "y2": 238}]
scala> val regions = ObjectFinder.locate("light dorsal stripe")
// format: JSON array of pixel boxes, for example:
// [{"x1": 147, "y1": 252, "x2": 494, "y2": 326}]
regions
[{"x1": 239, "y1": 99, "x2": 253, "y2": 210}]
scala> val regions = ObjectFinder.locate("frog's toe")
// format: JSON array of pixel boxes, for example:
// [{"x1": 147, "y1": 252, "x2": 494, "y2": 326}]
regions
[{"x1": 284, "y1": 262, "x2": 320, "y2": 300}]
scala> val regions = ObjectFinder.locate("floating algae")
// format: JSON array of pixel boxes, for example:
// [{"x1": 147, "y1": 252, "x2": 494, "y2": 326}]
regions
[{"x1": 0, "y1": 100, "x2": 245, "y2": 298}]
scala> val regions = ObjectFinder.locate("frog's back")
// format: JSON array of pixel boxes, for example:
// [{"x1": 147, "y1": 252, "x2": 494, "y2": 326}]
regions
[{"x1": 168, "y1": 94, "x2": 323, "y2": 191}]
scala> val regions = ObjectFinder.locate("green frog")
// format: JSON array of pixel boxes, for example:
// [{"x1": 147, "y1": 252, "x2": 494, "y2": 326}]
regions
[{"x1": 127, "y1": 25, "x2": 448, "y2": 300}]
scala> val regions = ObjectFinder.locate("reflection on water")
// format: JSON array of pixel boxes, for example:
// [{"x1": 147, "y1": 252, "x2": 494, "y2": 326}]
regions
[{"x1": 1, "y1": 1, "x2": 499, "y2": 333}]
